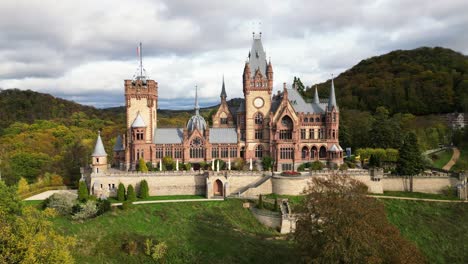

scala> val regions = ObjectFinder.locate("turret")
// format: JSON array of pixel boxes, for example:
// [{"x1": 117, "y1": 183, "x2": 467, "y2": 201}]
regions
[
  {"x1": 92, "y1": 131, "x2": 108, "y2": 174},
  {"x1": 220, "y1": 76, "x2": 227, "y2": 102},
  {"x1": 328, "y1": 75, "x2": 338, "y2": 111},
  {"x1": 313, "y1": 85, "x2": 320, "y2": 104}
]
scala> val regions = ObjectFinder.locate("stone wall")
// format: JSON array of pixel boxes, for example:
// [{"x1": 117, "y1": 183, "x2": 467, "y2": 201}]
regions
[
  {"x1": 382, "y1": 176, "x2": 458, "y2": 193},
  {"x1": 250, "y1": 207, "x2": 281, "y2": 231}
]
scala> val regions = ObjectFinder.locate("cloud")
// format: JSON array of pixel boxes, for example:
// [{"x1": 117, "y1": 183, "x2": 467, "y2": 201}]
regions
[{"x1": 0, "y1": 0, "x2": 466, "y2": 108}]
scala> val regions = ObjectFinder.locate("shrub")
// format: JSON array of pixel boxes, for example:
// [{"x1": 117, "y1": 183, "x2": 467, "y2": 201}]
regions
[
  {"x1": 310, "y1": 161, "x2": 324, "y2": 170},
  {"x1": 232, "y1": 158, "x2": 245, "y2": 170},
  {"x1": 121, "y1": 201, "x2": 132, "y2": 210},
  {"x1": 163, "y1": 156, "x2": 174, "y2": 170},
  {"x1": 45, "y1": 192, "x2": 77, "y2": 215},
  {"x1": 339, "y1": 163, "x2": 348, "y2": 171},
  {"x1": 146, "y1": 162, "x2": 154, "y2": 171},
  {"x1": 139, "y1": 180, "x2": 149, "y2": 199},
  {"x1": 184, "y1": 162, "x2": 192, "y2": 171},
  {"x1": 78, "y1": 181, "x2": 89, "y2": 202},
  {"x1": 97, "y1": 199, "x2": 111, "y2": 215},
  {"x1": 145, "y1": 239, "x2": 153, "y2": 256},
  {"x1": 138, "y1": 158, "x2": 148, "y2": 172},
  {"x1": 117, "y1": 183, "x2": 126, "y2": 202},
  {"x1": 72, "y1": 200, "x2": 98, "y2": 220},
  {"x1": 127, "y1": 184, "x2": 136, "y2": 202},
  {"x1": 258, "y1": 194, "x2": 264, "y2": 209},
  {"x1": 151, "y1": 242, "x2": 168, "y2": 262},
  {"x1": 214, "y1": 159, "x2": 226, "y2": 170},
  {"x1": 17, "y1": 177, "x2": 30, "y2": 194},
  {"x1": 274, "y1": 198, "x2": 279, "y2": 212},
  {"x1": 262, "y1": 156, "x2": 274, "y2": 171},
  {"x1": 122, "y1": 240, "x2": 138, "y2": 255},
  {"x1": 50, "y1": 174, "x2": 64, "y2": 186}
]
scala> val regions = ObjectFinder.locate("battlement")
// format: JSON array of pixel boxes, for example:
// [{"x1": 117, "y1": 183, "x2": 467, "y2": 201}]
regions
[{"x1": 124, "y1": 79, "x2": 158, "y2": 96}]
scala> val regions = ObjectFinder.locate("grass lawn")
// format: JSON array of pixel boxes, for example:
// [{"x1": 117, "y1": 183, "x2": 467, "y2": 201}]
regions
[
  {"x1": 108, "y1": 194, "x2": 205, "y2": 203},
  {"x1": 372, "y1": 191, "x2": 459, "y2": 200},
  {"x1": 52, "y1": 199, "x2": 298, "y2": 264},
  {"x1": 431, "y1": 148, "x2": 454, "y2": 169},
  {"x1": 383, "y1": 200, "x2": 468, "y2": 264},
  {"x1": 452, "y1": 146, "x2": 468, "y2": 172}
]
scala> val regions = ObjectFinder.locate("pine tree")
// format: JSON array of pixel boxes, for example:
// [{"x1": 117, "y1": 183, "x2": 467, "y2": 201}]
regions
[
  {"x1": 139, "y1": 180, "x2": 149, "y2": 199},
  {"x1": 274, "y1": 198, "x2": 279, "y2": 212},
  {"x1": 127, "y1": 184, "x2": 136, "y2": 202},
  {"x1": 78, "y1": 181, "x2": 89, "y2": 202},
  {"x1": 396, "y1": 132, "x2": 424, "y2": 192},
  {"x1": 117, "y1": 183, "x2": 126, "y2": 202},
  {"x1": 258, "y1": 194, "x2": 264, "y2": 209}
]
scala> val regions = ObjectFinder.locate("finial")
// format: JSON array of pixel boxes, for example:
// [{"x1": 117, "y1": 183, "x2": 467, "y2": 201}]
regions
[
  {"x1": 259, "y1": 32, "x2": 262, "y2": 39},
  {"x1": 195, "y1": 85, "x2": 200, "y2": 115},
  {"x1": 252, "y1": 32, "x2": 255, "y2": 39}
]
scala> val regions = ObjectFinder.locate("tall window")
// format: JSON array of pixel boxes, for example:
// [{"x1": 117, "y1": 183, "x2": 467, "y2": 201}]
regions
[
  {"x1": 190, "y1": 137, "x2": 204, "y2": 158},
  {"x1": 255, "y1": 129, "x2": 263, "y2": 139},
  {"x1": 301, "y1": 129, "x2": 306, "y2": 139},
  {"x1": 136, "y1": 129, "x2": 144, "y2": 140},
  {"x1": 254, "y1": 113, "x2": 263, "y2": 125},
  {"x1": 333, "y1": 113, "x2": 336, "y2": 122},
  {"x1": 309, "y1": 129, "x2": 314, "y2": 139},
  {"x1": 230, "y1": 147, "x2": 237, "y2": 158},
  {"x1": 279, "y1": 130, "x2": 292, "y2": 140},
  {"x1": 221, "y1": 147, "x2": 229, "y2": 158},
  {"x1": 155, "y1": 147, "x2": 163, "y2": 158},
  {"x1": 240, "y1": 130, "x2": 246, "y2": 141},
  {"x1": 165, "y1": 147, "x2": 172, "y2": 158},
  {"x1": 280, "y1": 115, "x2": 293, "y2": 140},
  {"x1": 212, "y1": 148, "x2": 219, "y2": 158},
  {"x1": 280, "y1": 147, "x2": 294, "y2": 159},
  {"x1": 255, "y1": 145, "x2": 263, "y2": 158},
  {"x1": 174, "y1": 148, "x2": 183, "y2": 159}
]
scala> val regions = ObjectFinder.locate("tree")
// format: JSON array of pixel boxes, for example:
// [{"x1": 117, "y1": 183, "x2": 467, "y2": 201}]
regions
[
  {"x1": 257, "y1": 194, "x2": 264, "y2": 209},
  {"x1": 138, "y1": 158, "x2": 148, "y2": 172},
  {"x1": 17, "y1": 177, "x2": 30, "y2": 195},
  {"x1": 117, "y1": 183, "x2": 126, "y2": 202},
  {"x1": 396, "y1": 132, "x2": 425, "y2": 192},
  {"x1": 162, "y1": 156, "x2": 174, "y2": 171},
  {"x1": 139, "y1": 180, "x2": 149, "y2": 199},
  {"x1": 293, "y1": 76, "x2": 305, "y2": 95},
  {"x1": 78, "y1": 181, "x2": 89, "y2": 202},
  {"x1": 126, "y1": 184, "x2": 136, "y2": 202},
  {"x1": 294, "y1": 174, "x2": 425, "y2": 263},
  {"x1": 261, "y1": 156, "x2": 274, "y2": 171}
]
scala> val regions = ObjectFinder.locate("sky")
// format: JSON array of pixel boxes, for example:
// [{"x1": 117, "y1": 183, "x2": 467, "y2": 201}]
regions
[{"x1": 0, "y1": 0, "x2": 467, "y2": 109}]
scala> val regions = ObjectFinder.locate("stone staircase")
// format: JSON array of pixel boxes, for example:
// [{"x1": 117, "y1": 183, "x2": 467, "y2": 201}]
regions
[{"x1": 231, "y1": 174, "x2": 272, "y2": 197}]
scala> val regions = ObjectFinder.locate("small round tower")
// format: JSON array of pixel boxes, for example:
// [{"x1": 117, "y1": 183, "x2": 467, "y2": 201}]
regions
[{"x1": 92, "y1": 131, "x2": 108, "y2": 174}]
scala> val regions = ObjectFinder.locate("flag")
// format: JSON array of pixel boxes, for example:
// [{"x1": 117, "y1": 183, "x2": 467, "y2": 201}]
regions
[{"x1": 137, "y1": 45, "x2": 140, "y2": 57}]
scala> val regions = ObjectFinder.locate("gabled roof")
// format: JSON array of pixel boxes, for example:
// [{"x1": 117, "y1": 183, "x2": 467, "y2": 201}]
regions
[
  {"x1": 131, "y1": 112, "x2": 146, "y2": 127},
  {"x1": 248, "y1": 37, "x2": 267, "y2": 77},
  {"x1": 286, "y1": 88, "x2": 325, "y2": 114},
  {"x1": 92, "y1": 132, "x2": 107, "y2": 157},
  {"x1": 220, "y1": 76, "x2": 227, "y2": 98},
  {"x1": 329, "y1": 144, "x2": 342, "y2": 152},
  {"x1": 154, "y1": 128, "x2": 184, "y2": 144},
  {"x1": 210, "y1": 128, "x2": 237, "y2": 143}
]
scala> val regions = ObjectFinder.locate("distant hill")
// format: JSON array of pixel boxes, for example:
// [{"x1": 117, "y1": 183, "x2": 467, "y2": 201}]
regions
[{"x1": 305, "y1": 47, "x2": 468, "y2": 115}]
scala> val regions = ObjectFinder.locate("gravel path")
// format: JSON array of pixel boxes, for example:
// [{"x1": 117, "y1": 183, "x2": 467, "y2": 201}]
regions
[
  {"x1": 24, "y1": 190, "x2": 77, "y2": 200},
  {"x1": 442, "y1": 147, "x2": 460, "y2": 171},
  {"x1": 111, "y1": 198, "x2": 224, "y2": 206},
  {"x1": 368, "y1": 195, "x2": 466, "y2": 203}
]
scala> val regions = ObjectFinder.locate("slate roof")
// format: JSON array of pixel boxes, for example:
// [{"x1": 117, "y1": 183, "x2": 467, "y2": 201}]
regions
[
  {"x1": 248, "y1": 38, "x2": 267, "y2": 77},
  {"x1": 131, "y1": 113, "x2": 146, "y2": 127},
  {"x1": 154, "y1": 128, "x2": 184, "y2": 144},
  {"x1": 329, "y1": 144, "x2": 343, "y2": 152},
  {"x1": 113, "y1": 135, "x2": 124, "y2": 151},
  {"x1": 287, "y1": 88, "x2": 325, "y2": 114},
  {"x1": 210, "y1": 128, "x2": 238, "y2": 143},
  {"x1": 92, "y1": 132, "x2": 108, "y2": 156}
]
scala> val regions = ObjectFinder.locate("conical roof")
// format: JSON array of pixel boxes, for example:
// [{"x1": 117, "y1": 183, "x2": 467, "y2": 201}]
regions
[
  {"x1": 313, "y1": 85, "x2": 320, "y2": 104},
  {"x1": 131, "y1": 112, "x2": 146, "y2": 127},
  {"x1": 220, "y1": 76, "x2": 227, "y2": 99},
  {"x1": 328, "y1": 76, "x2": 338, "y2": 111},
  {"x1": 248, "y1": 35, "x2": 267, "y2": 76},
  {"x1": 92, "y1": 131, "x2": 107, "y2": 157}
]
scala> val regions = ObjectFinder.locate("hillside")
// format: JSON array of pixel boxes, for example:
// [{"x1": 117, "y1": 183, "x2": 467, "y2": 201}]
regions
[
  {"x1": 0, "y1": 89, "x2": 121, "y2": 134},
  {"x1": 305, "y1": 47, "x2": 468, "y2": 115}
]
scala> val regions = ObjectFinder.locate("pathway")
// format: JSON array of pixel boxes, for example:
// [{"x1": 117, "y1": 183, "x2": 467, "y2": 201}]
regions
[
  {"x1": 24, "y1": 190, "x2": 77, "y2": 200},
  {"x1": 111, "y1": 198, "x2": 225, "y2": 206},
  {"x1": 442, "y1": 147, "x2": 460, "y2": 171},
  {"x1": 368, "y1": 195, "x2": 467, "y2": 203}
]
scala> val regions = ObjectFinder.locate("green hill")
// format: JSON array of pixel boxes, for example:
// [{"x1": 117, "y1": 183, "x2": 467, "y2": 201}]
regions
[{"x1": 305, "y1": 47, "x2": 468, "y2": 114}]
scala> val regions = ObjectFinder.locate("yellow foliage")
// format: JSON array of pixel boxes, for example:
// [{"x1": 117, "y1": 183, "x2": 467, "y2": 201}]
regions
[{"x1": 17, "y1": 177, "x2": 30, "y2": 194}]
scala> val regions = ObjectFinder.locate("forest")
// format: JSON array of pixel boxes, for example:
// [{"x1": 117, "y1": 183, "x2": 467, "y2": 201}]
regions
[{"x1": 0, "y1": 46, "x2": 467, "y2": 187}]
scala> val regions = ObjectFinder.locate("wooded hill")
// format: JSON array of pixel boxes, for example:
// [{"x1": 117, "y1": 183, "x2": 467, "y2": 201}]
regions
[{"x1": 304, "y1": 47, "x2": 468, "y2": 114}]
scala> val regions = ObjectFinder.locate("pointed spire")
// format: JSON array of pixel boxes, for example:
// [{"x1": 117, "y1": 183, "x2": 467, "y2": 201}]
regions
[
  {"x1": 328, "y1": 74, "x2": 338, "y2": 111},
  {"x1": 195, "y1": 85, "x2": 200, "y2": 115},
  {"x1": 313, "y1": 85, "x2": 320, "y2": 104},
  {"x1": 220, "y1": 75, "x2": 227, "y2": 99},
  {"x1": 92, "y1": 131, "x2": 107, "y2": 157},
  {"x1": 131, "y1": 112, "x2": 146, "y2": 127}
]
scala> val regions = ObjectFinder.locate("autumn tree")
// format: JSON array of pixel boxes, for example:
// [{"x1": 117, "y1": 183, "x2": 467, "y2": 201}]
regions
[
  {"x1": 138, "y1": 158, "x2": 148, "y2": 172},
  {"x1": 294, "y1": 174, "x2": 425, "y2": 263}
]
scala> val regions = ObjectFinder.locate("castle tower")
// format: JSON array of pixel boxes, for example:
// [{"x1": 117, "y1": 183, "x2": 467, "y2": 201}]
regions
[
  {"x1": 243, "y1": 33, "x2": 273, "y2": 160},
  {"x1": 124, "y1": 43, "x2": 158, "y2": 170},
  {"x1": 92, "y1": 131, "x2": 108, "y2": 174},
  {"x1": 212, "y1": 77, "x2": 234, "y2": 127},
  {"x1": 326, "y1": 76, "x2": 341, "y2": 161}
]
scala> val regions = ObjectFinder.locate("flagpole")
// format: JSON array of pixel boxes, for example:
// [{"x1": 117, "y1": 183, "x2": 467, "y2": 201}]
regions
[{"x1": 139, "y1": 42, "x2": 143, "y2": 77}]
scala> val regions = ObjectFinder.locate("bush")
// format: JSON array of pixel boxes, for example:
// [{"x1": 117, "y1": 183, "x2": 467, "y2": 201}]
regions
[
  {"x1": 145, "y1": 239, "x2": 153, "y2": 256},
  {"x1": 97, "y1": 199, "x2": 111, "y2": 215},
  {"x1": 50, "y1": 174, "x2": 64, "y2": 186},
  {"x1": 262, "y1": 156, "x2": 274, "y2": 171},
  {"x1": 72, "y1": 200, "x2": 98, "y2": 220},
  {"x1": 232, "y1": 158, "x2": 245, "y2": 170},
  {"x1": 127, "y1": 184, "x2": 136, "y2": 202},
  {"x1": 274, "y1": 198, "x2": 279, "y2": 212},
  {"x1": 310, "y1": 161, "x2": 324, "y2": 171},
  {"x1": 138, "y1": 158, "x2": 148, "y2": 172},
  {"x1": 339, "y1": 163, "x2": 348, "y2": 171},
  {"x1": 121, "y1": 201, "x2": 132, "y2": 210},
  {"x1": 146, "y1": 162, "x2": 154, "y2": 171},
  {"x1": 45, "y1": 192, "x2": 77, "y2": 215},
  {"x1": 184, "y1": 162, "x2": 192, "y2": 171},
  {"x1": 214, "y1": 159, "x2": 226, "y2": 170},
  {"x1": 163, "y1": 156, "x2": 174, "y2": 171},
  {"x1": 122, "y1": 240, "x2": 138, "y2": 255},
  {"x1": 78, "y1": 181, "x2": 89, "y2": 202},
  {"x1": 151, "y1": 242, "x2": 168, "y2": 262},
  {"x1": 139, "y1": 180, "x2": 149, "y2": 199},
  {"x1": 117, "y1": 183, "x2": 126, "y2": 202},
  {"x1": 17, "y1": 177, "x2": 30, "y2": 194}
]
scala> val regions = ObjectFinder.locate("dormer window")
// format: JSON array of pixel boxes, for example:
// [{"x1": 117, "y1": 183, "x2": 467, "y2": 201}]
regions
[{"x1": 136, "y1": 129, "x2": 144, "y2": 140}]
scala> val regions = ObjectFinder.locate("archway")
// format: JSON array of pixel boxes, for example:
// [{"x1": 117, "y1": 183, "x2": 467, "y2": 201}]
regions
[
  {"x1": 213, "y1": 179, "x2": 223, "y2": 196},
  {"x1": 311, "y1": 146, "x2": 318, "y2": 160},
  {"x1": 319, "y1": 146, "x2": 327, "y2": 159},
  {"x1": 301, "y1": 146, "x2": 309, "y2": 160}
]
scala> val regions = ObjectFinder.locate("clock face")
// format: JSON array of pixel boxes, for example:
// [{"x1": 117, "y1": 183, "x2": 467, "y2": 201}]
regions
[{"x1": 253, "y1": 97, "x2": 264, "y2": 108}]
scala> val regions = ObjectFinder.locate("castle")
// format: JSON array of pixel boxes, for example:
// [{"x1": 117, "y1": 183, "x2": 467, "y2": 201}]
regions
[{"x1": 107, "y1": 34, "x2": 343, "y2": 172}]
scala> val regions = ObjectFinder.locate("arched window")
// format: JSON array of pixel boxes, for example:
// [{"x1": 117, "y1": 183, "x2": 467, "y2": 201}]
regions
[
  {"x1": 301, "y1": 146, "x2": 309, "y2": 160},
  {"x1": 319, "y1": 146, "x2": 327, "y2": 159},
  {"x1": 255, "y1": 145, "x2": 263, "y2": 158},
  {"x1": 279, "y1": 115, "x2": 293, "y2": 140},
  {"x1": 303, "y1": 117, "x2": 308, "y2": 123},
  {"x1": 190, "y1": 137, "x2": 204, "y2": 158},
  {"x1": 311, "y1": 146, "x2": 318, "y2": 159},
  {"x1": 315, "y1": 117, "x2": 320, "y2": 122},
  {"x1": 281, "y1": 115, "x2": 293, "y2": 129},
  {"x1": 254, "y1": 112, "x2": 263, "y2": 125}
]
